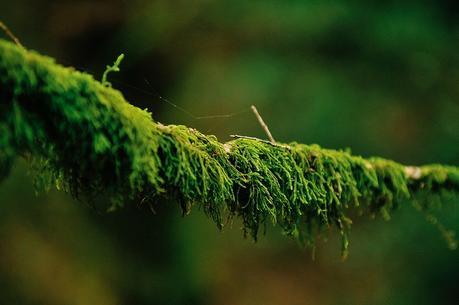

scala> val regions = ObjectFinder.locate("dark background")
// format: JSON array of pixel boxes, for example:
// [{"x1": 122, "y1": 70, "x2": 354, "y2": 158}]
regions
[{"x1": 0, "y1": 1, "x2": 458, "y2": 304}]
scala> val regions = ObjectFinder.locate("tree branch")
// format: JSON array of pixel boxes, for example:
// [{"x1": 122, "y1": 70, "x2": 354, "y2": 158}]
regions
[{"x1": 0, "y1": 39, "x2": 458, "y2": 254}]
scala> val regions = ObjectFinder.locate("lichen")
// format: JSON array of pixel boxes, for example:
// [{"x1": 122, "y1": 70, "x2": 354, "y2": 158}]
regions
[{"x1": 0, "y1": 39, "x2": 458, "y2": 254}]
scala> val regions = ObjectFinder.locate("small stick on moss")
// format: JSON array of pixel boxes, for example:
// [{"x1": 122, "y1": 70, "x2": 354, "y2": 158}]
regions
[
  {"x1": 405, "y1": 166, "x2": 422, "y2": 179},
  {"x1": 230, "y1": 134, "x2": 274, "y2": 145},
  {"x1": 0, "y1": 21, "x2": 23, "y2": 48},
  {"x1": 251, "y1": 105, "x2": 275, "y2": 143},
  {"x1": 230, "y1": 134, "x2": 290, "y2": 149}
]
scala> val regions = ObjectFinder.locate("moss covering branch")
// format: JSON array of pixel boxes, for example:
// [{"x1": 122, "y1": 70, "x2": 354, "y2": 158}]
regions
[{"x1": 0, "y1": 39, "x2": 458, "y2": 254}]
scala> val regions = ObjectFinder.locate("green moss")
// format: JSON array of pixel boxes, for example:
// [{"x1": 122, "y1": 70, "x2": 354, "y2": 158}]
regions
[
  {"x1": 101, "y1": 53, "x2": 124, "y2": 88},
  {"x1": 0, "y1": 39, "x2": 458, "y2": 254}
]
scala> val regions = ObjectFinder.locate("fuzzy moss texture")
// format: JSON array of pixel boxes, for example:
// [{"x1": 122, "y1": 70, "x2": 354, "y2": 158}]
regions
[{"x1": 0, "y1": 39, "x2": 458, "y2": 255}]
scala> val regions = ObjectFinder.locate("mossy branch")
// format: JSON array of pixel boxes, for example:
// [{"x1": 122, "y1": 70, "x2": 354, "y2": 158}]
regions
[{"x1": 0, "y1": 39, "x2": 458, "y2": 255}]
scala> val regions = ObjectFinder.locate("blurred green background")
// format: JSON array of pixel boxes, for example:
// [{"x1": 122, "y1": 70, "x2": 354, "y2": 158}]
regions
[{"x1": 1, "y1": 1, "x2": 458, "y2": 304}]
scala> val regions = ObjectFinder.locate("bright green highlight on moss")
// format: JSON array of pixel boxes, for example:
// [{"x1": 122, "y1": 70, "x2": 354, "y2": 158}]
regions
[{"x1": 0, "y1": 39, "x2": 458, "y2": 255}]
